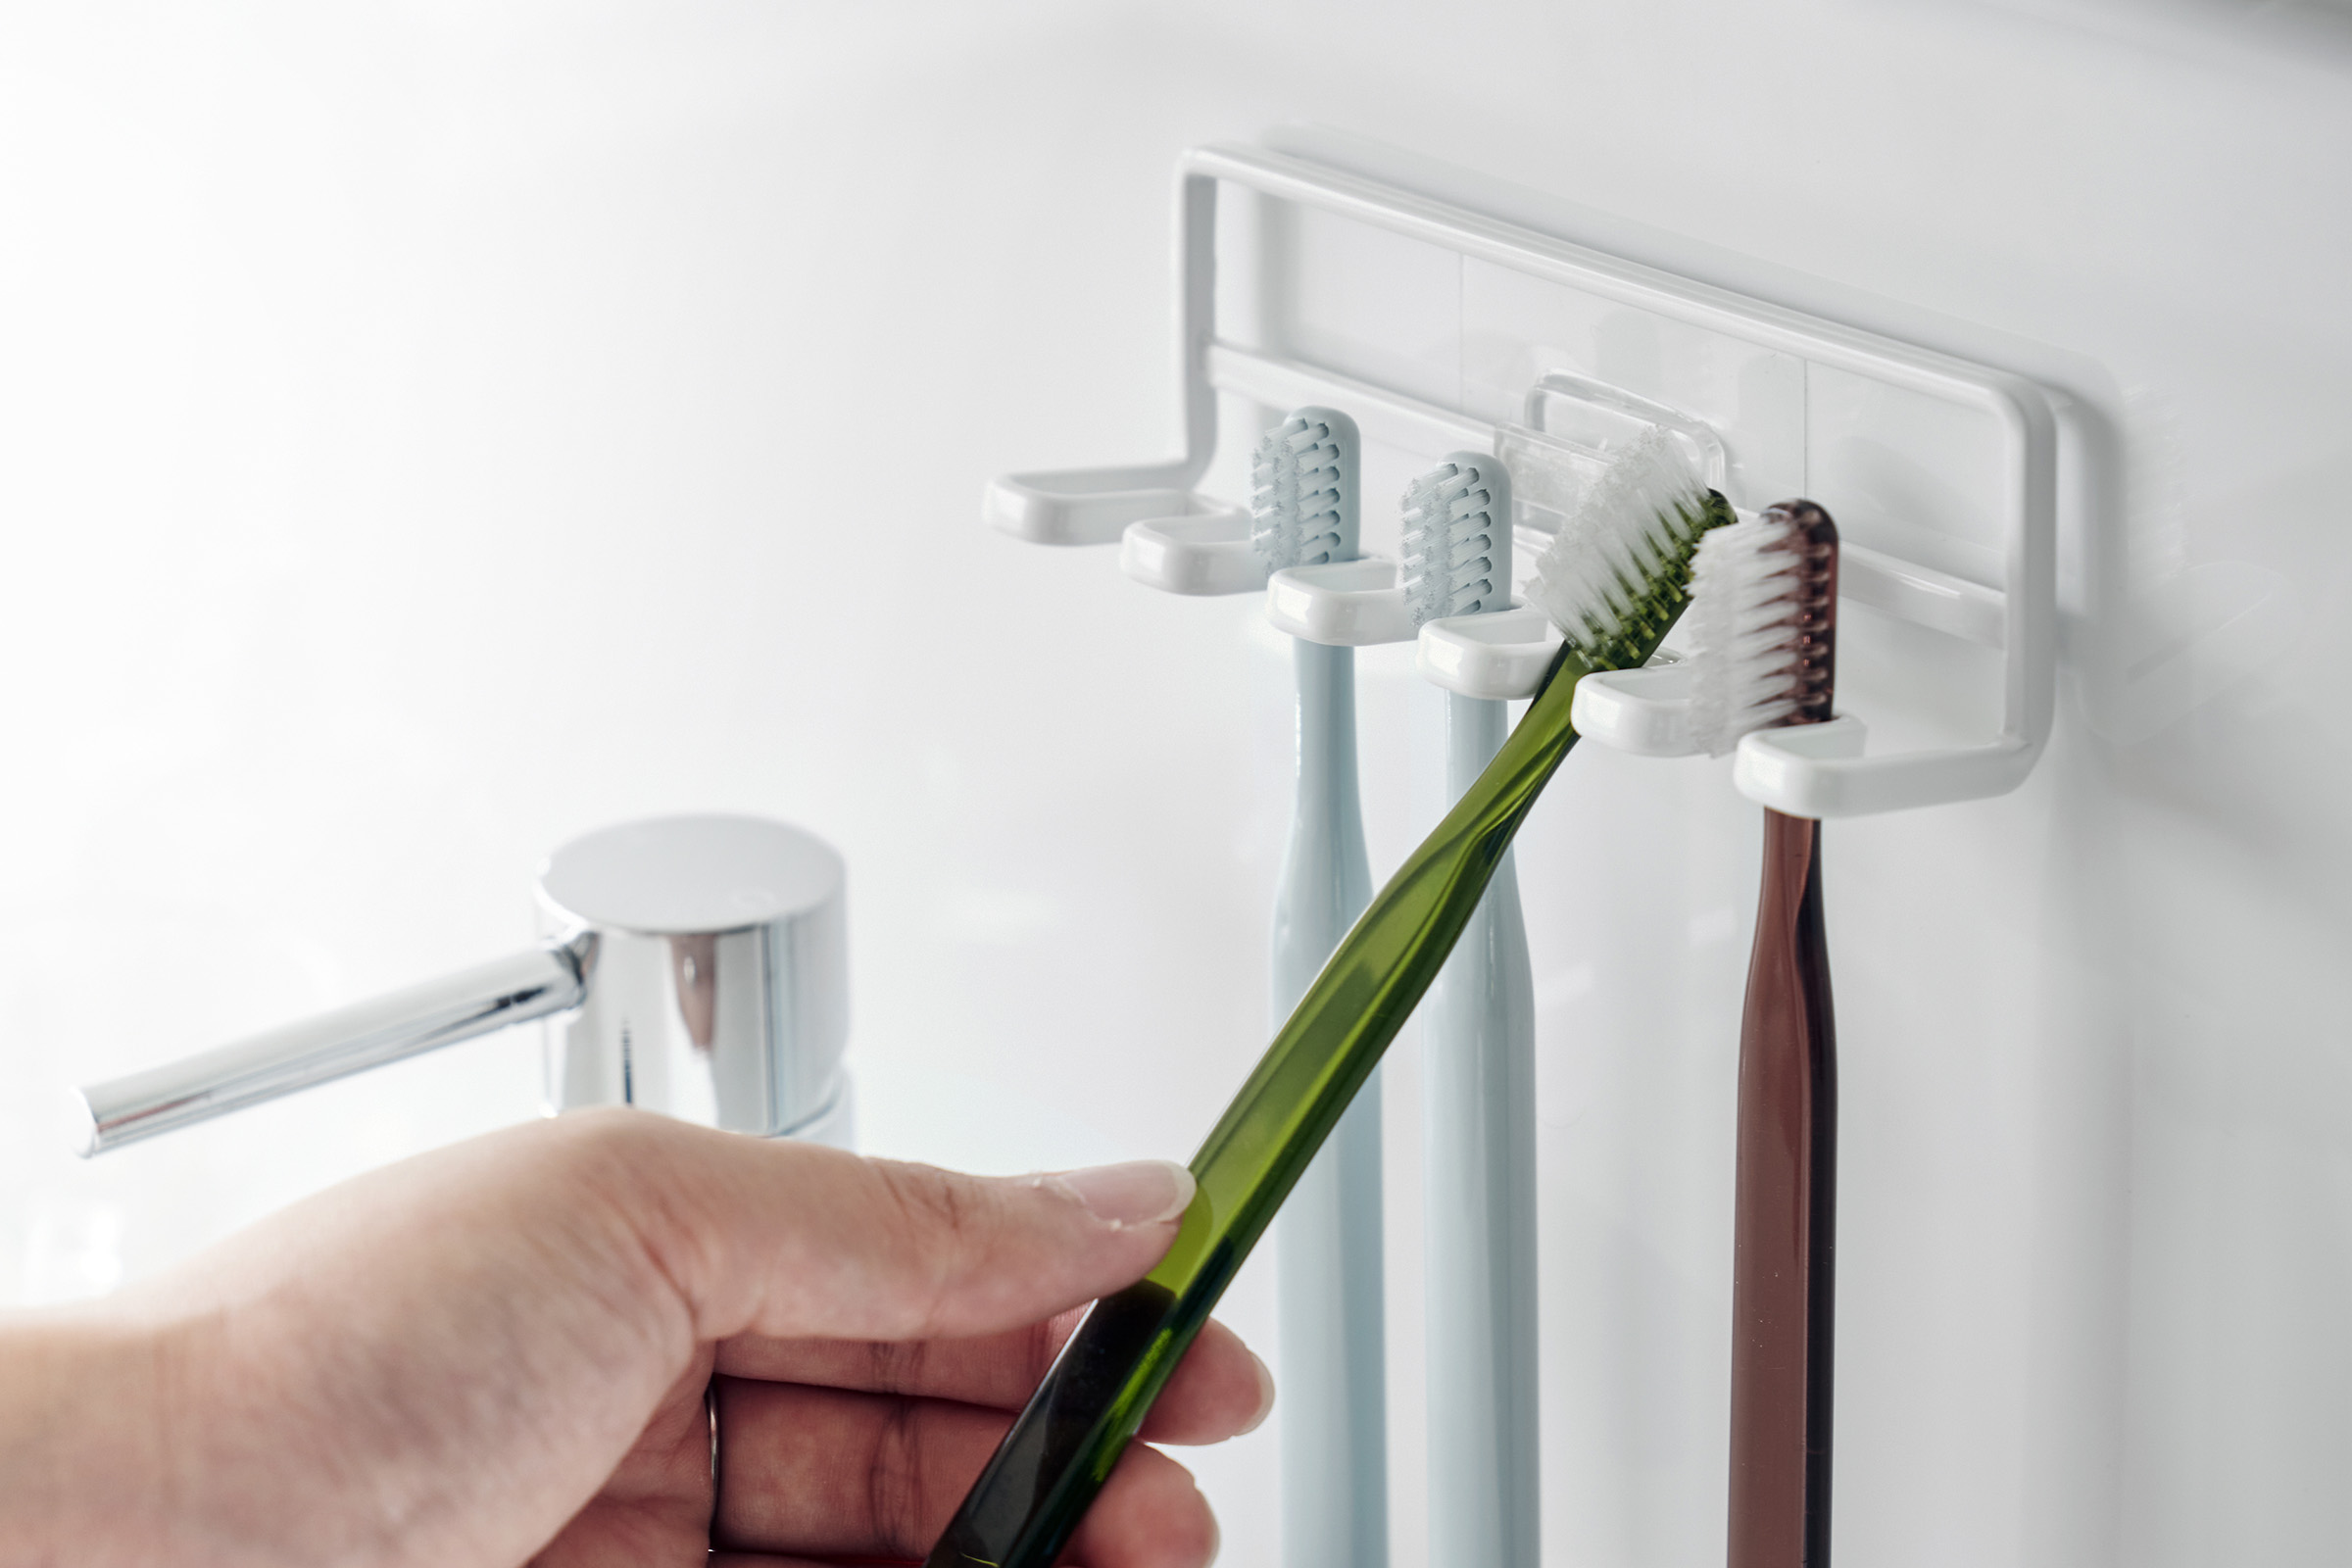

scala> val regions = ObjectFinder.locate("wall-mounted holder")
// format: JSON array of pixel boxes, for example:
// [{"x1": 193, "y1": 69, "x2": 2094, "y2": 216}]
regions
[
  {"x1": 73, "y1": 814, "x2": 853, "y2": 1155},
  {"x1": 987, "y1": 141, "x2": 2060, "y2": 818},
  {"x1": 983, "y1": 139, "x2": 2066, "y2": 1568}
]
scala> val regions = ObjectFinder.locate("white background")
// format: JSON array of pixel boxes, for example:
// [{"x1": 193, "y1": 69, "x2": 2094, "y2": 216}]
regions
[{"x1": 2, "y1": 3, "x2": 2348, "y2": 1564}]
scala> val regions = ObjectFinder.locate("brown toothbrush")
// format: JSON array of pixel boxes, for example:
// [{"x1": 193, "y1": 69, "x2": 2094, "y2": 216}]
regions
[{"x1": 1689, "y1": 500, "x2": 1841, "y2": 1568}]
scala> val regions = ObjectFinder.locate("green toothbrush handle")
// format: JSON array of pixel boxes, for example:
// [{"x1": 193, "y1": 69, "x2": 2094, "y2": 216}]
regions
[{"x1": 923, "y1": 646, "x2": 1597, "y2": 1568}]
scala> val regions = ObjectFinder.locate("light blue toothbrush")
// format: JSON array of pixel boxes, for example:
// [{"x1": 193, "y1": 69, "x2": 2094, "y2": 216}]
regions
[
  {"x1": 1400, "y1": 451, "x2": 1539, "y2": 1568},
  {"x1": 1253, "y1": 407, "x2": 1386, "y2": 1568}
]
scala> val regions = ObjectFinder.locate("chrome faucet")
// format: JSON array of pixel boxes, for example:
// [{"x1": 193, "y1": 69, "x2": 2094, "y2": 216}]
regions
[{"x1": 74, "y1": 813, "x2": 851, "y2": 1155}]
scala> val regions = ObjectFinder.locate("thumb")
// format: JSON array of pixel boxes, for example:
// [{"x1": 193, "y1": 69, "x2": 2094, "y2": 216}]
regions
[{"x1": 593, "y1": 1112, "x2": 1199, "y2": 1345}]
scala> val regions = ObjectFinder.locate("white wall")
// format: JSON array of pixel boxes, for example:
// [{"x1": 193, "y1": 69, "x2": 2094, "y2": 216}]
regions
[{"x1": 2, "y1": 3, "x2": 2347, "y2": 1564}]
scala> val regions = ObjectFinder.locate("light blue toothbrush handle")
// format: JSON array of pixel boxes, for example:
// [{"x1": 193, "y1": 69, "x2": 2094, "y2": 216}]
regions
[
  {"x1": 1424, "y1": 691, "x2": 1540, "y2": 1568},
  {"x1": 1271, "y1": 638, "x2": 1386, "y2": 1568},
  {"x1": 1277, "y1": 1098, "x2": 1385, "y2": 1567}
]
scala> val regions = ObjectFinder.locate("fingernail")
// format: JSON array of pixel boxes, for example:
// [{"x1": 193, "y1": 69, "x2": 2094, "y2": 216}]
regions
[
  {"x1": 1239, "y1": 1350, "x2": 1276, "y2": 1435},
  {"x1": 1054, "y1": 1160, "x2": 1196, "y2": 1229}
]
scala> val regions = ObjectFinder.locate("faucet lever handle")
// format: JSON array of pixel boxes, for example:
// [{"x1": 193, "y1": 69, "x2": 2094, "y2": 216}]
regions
[
  {"x1": 74, "y1": 940, "x2": 592, "y2": 1156},
  {"x1": 73, "y1": 812, "x2": 855, "y2": 1157}
]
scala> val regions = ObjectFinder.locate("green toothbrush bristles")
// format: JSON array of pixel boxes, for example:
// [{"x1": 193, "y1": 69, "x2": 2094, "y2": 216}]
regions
[{"x1": 1523, "y1": 427, "x2": 1733, "y2": 672}]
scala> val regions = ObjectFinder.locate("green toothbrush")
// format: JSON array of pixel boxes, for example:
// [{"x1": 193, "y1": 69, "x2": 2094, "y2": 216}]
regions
[{"x1": 924, "y1": 429, "x2": 1732, "y2": 1568}]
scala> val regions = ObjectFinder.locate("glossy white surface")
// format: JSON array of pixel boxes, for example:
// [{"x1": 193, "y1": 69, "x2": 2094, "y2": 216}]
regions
[
  {"x1": 986, "y1": 470, "x2": 1217, "y2": 547},
  {"x1": 1417, "y1": 607, "x2": 1564, "y2": 701},
  {"x1": 1572, "y1": 665, "x2": 1703, "y2": 759},
  {"x1": 1119, "y1": 511, "x2": 1266, "y2": 596},
  {"x1": 539, "y1": 813, "x2": 843, "y2": 935},
  {"x1": 2, "y1": 5, "x2": 2349, "y2": 1566},
  {"x1": 1267, "y1": 559, "x2": 1418, "y2": 648}
]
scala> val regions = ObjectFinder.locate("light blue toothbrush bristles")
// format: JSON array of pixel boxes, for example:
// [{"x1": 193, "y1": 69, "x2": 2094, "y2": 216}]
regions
[
  {"x1": 1399, "y1": 452, "x2": 1514, "y2": 627},
  {"x1": 1523, "y1": 427, "x2": 1720, "y2": 668},
  {"x1": 1687, "y1": 511, "x2": 1811, "y2": 755},
  {"x1": 1251, "y1": 408, "x2": 1360, "y2": 570}
]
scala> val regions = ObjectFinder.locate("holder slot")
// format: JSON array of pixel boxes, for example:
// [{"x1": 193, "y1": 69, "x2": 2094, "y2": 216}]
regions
[
  {"x1": 1265, "y1": 559, "x2": 1419, "y2": 646},
  {"x1": 1120, "y1": 506, "x2": 1258, "y2": 596}
]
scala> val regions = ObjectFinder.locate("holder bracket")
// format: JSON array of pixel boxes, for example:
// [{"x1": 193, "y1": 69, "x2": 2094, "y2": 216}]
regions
[{"x1": 985, "y1": 141, "x2": 2060, "y2": 818}]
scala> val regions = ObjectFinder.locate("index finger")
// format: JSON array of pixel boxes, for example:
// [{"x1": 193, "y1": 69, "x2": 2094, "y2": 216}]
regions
[
  {"x1": 553, "y1": 1115, "x2": 1200, "y2": 1346},
  {"x1": 714, "y1": 1312, "x2": 1272, "y2": 1446}
]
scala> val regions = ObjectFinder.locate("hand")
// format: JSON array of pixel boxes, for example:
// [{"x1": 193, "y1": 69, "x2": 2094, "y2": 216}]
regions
[{"x1": 0, "y1": 1110, "x2": 1268, "y2": 1567}]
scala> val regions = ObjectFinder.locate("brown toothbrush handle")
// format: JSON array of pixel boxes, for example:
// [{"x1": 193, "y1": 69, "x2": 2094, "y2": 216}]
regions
[{"x1": 1728, "y1": 808, "x2": 1838, "y2": 1568}]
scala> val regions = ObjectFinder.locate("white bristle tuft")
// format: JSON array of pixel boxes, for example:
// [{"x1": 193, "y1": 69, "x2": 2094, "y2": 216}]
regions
[
  {"x1": 1522, "y1": 428, "x2": 1706, "y2": 656},
  {"x1": 1398, "y1": 452, "x2": 1512, "y2": 627},
  {"x1": 1686, "y1": 511, "x2": 1813, "y2": 755},
  {"x1": 1251, "y1": 410, "x2": 1355, "y2": 570}
]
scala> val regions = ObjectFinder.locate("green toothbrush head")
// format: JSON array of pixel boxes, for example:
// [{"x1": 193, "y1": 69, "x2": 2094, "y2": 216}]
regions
[{"x1": 1522, "y1": 427, "x2": 1735, "y2": 675}]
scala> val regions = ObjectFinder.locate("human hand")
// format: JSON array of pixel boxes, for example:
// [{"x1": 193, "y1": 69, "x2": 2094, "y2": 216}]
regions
[{"x1": 0, "y1": 1110, "x2": 1266, "y2": 1567}]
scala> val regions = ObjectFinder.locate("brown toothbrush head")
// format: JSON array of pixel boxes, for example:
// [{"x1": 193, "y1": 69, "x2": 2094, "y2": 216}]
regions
[
  {"x1": 1765, "y1": 499, "x2": 1838, "y2": 724},
  {"x1": 1687, "y1": 500, "x2": 1841, "y2": 754}
]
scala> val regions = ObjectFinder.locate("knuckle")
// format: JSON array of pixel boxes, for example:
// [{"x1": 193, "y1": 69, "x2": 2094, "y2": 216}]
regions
[
  {"x1": 867, "y1": 1398, "x2": 929, "y2": 1554},
  {"x1": 537, "y1": 1110, "x2": 722, "y2": 1332},
  {"x1": 873, "y1": 1159, "x2": 979, "y2": 1242},
  {"x1": 548, "y1": 1106, "x2": 675, "y2": 1198},
  {"x1": 869, "y1": 1160, "x2": 1001, "y2": 1333},
  {"x1": 862, "y1": 1337, "x2": 930, "y2": 1394}
]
